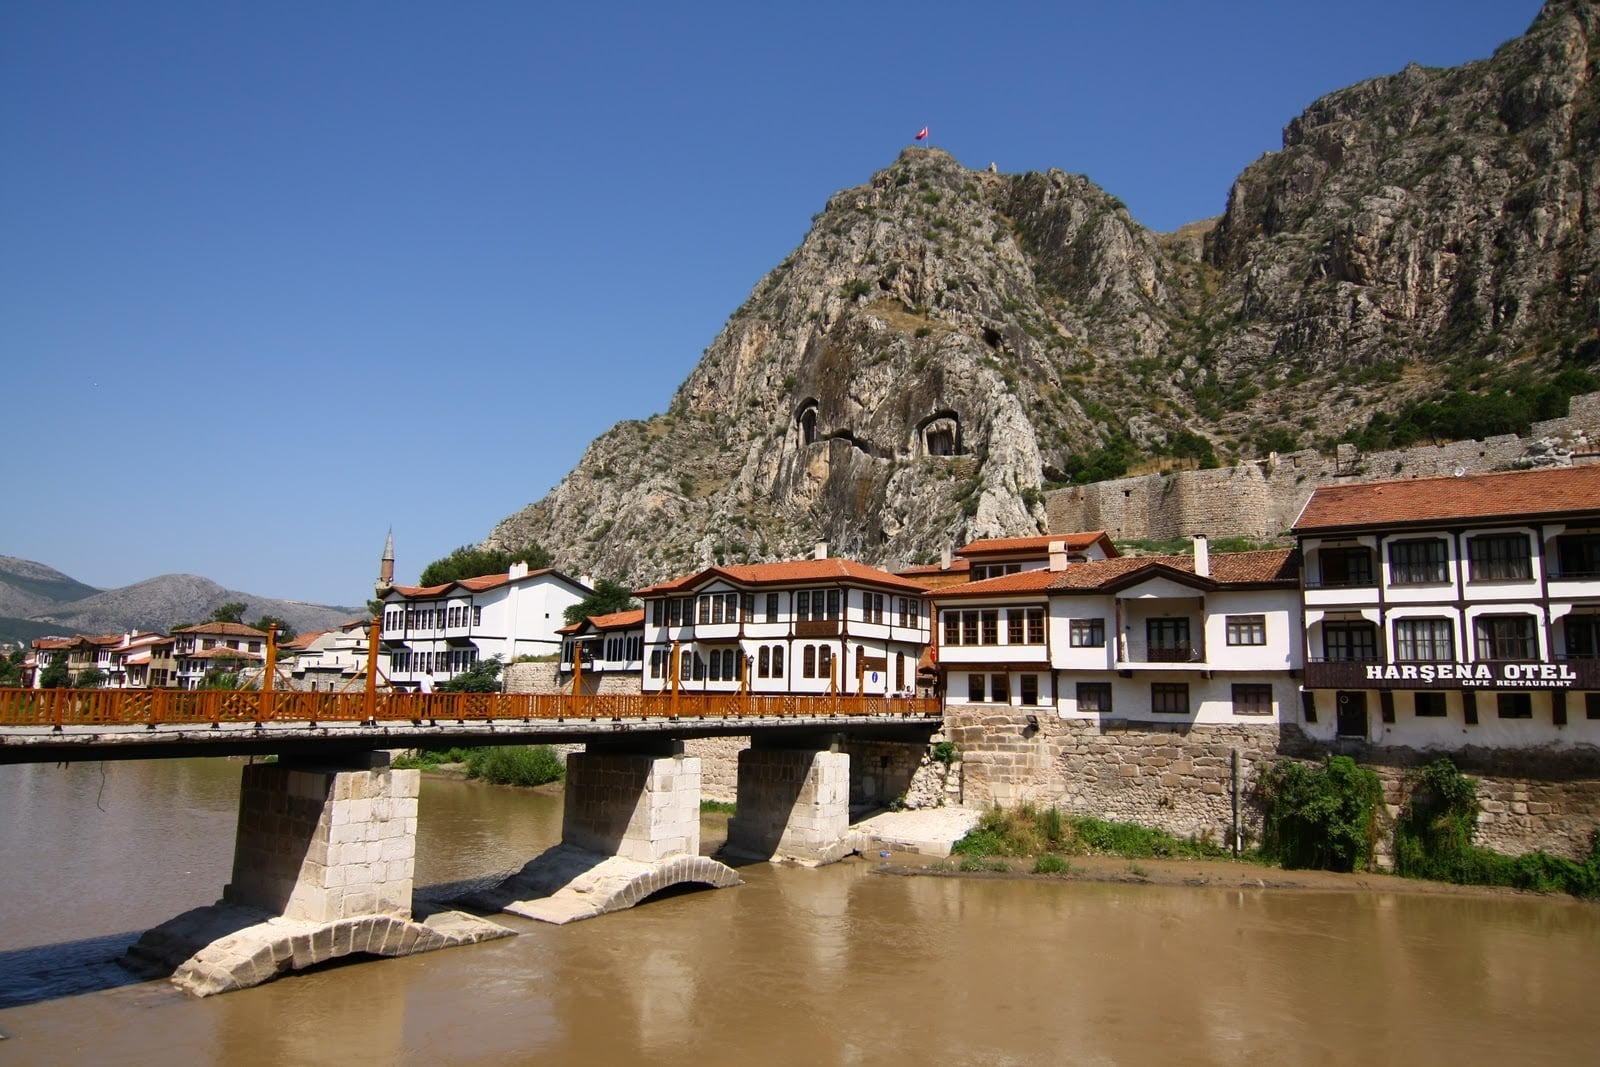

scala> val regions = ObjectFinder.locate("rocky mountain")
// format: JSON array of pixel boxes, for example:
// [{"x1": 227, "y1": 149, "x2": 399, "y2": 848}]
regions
[
  {"x1": 0, "y1": 556, "x2": 362, "y2": 645},
  {"x1": 489, "y1": 0, "x2": 1600, "y2": 587}
]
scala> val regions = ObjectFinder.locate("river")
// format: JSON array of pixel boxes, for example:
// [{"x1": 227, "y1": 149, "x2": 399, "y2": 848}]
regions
[{"x1": 0, "y1": 759, "x2": 1594, "y2": 1065}]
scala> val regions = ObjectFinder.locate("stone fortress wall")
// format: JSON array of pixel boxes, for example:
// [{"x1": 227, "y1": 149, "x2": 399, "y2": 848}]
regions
[{"x1": 1046, "y1": 392, "x2": 1600, "y2": 542}]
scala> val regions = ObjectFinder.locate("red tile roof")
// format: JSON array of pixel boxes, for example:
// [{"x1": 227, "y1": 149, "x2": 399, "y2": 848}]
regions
[
  {"x1": 896, "y1": 559, "x2": 972, "y2": 577},
  {"x1": 637, "y1": 557, "x2": 928, "y2": 596},
  {"x1": 389, "y1": 567, "x2": 584, "y2": 599},
  {"x1": 559, "y1": 608, "x2": 645, "y2": 635},
  {"x1": 1294, "y1": 465, "x2": 1600, "y2": 533},
  {"x1": 173, "y1": 621, "x2": 269, "y2": 638},
  {"x1": 956, "y1": 531, "x2": 1117, "y2": 559},
  {"x1": 933, "y1": 549, "x2": 1301, "y2": 598}
]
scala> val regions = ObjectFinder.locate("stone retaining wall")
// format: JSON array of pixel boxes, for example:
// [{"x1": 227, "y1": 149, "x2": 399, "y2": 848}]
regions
[{"x1": 944, "y1": 707, "x2": 1600, "y2": 860}]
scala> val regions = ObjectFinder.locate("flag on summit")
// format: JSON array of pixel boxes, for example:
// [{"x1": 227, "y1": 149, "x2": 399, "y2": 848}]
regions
[{"x1": 914, "y1": 126, "x2": 928, "y2": 141}]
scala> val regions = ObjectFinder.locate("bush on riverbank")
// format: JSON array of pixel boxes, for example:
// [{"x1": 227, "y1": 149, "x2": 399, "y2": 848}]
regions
[
  {"x1": 392, "y1": 747, "x2": 472, "y2": 771},
  {"x1": 1395, "y1": 758, "x2": 1600, "y2": 899},
  {"x1": 951, "y1": 804, "x2": 1229, "y2": 863},
  {"x1": 1258, "y1": 755, "x2": 1384, "y2": 872},
  {"x1": 462, "y1": 745, "x2": 566, "y2": 787}
]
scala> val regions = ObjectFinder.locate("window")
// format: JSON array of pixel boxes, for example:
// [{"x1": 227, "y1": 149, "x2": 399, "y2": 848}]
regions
[
  {"x1": 1323, "y1": 622, "x2": 1379, "y2": 662},
  {"x1": 1147, "y1": 619, "x2": 1191, "y2": 661},
  {"x1": 1318, "y1": 546, "x2": 1374, "y2": 587},
  {"x1": 758, "y1": 646, "x2": 770, "y2": 678},
  {"x1": 771, "y1": 646, "x2": 785, "y2": 678},
  {"x1": 1069, "y1": 618, "x2": 1105, "y2": 648},
  {"x1": 825, "y1": 590, "x2": 841, "y2": 620},
  {"x1": 1565, "y1": 615, "x2": 1600, "y2": 658},
  {"x1": 897, "y1": 597, "x2": 921, "y2": 627},
  {"x1": 967, "y1": 674, "x2": 986, "y2": 702},
  {"x1": 1467, "y1": 534, "x2": 1532, "y2": 582},
  {"x1": 1414, "y1": 692, "x2": 1447, "y2": 718},
  {"x1": 818, "y1": 645, "x2": 832, "y2": 680},
  {"x1": 1232, "y1": 684, "x2": 1273, "y2": 716},
  {"x1": 473, "y1": 606, "x2": 482, "y2": 626},
  {"x1": 1225, "y1": 614, "x2": 1267, "y2": 646},
  {"x1": 1588, "y1": 693, "x2": 1600, "y2": 720},
  {"x1": 650, "y1": 650, "x2": 667, "y2": 678},
  {"x1": 980, "y1": 610, "x2": 998, "y2": 645},
  {"x1": 1389, "y1": 538, "x2": 1449, "y2": 584},
  {"x1": 943, "y1": 611, "x2": 961, "y2": 646},
  {"x1": 944, "y1": 610, "x2": 1001, "y2": 646},
  {"x1": 766, "y1": 593, "x2": 779, "y2": 622},
  {"x1": 1473, "y1": 615, "x2": 1538, "y2": 660},
  {"x1": 803, "y1": 645, "x2": 816, "y2": 678},
  {"x1": 669, "y1": 599, "x2": 684, "y2": 627},
  {"x1": 1394, "y1": 618, "x2": 1454, "y2": 661},
  {"x1": 652, "y1": 601, "x2": 665, "y2": 626},
  {"x1": 1555, "y1": 534, "x2": 1600, "y2": 579},
  {"x1": 797, "y1": 591, "x2": 812, "y2": 621},
  {"x1": 1151, "y1": 683, "x2": 1189, "y2": 715},
  {"x1": 1019, "y1": 674, "x2": 1040, "y2": 705},
  {"x1": 864, "y1": 593, "x2": 884, "y2": 624},
  {"x1": 990, "y1": 674, "x2": 1010, "y2": 704},
  {"x1": 1496, "y1": 692, "x2": 1532, "y2": 719},
  {"x1": 1008, "y1": 608, "x2": 1045, "y2": 645}
]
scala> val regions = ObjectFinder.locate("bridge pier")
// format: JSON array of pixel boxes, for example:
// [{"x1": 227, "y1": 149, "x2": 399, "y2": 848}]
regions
[
  {"x1": 471, "y1": 741, "x2": 740, "y2": 924},
  {"x1": 725, "y1": 735, "x2": 856, "y2": 866},
  {"x1": 124, "y1": 754, "x2": 510, "y2": 996}
]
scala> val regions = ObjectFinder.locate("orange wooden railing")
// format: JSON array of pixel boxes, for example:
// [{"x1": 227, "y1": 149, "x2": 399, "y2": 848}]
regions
[{"x1": 0, "y1": 688, "x2": 942, "y2": 729}]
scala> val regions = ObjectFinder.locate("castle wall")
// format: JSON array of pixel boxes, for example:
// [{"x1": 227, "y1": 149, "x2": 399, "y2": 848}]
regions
[{"x1": 1046, "y1": 392, "x2": 1600, "y2": 541}]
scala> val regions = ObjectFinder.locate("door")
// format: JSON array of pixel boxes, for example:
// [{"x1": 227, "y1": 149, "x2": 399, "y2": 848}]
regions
[{"x1": 1336, "y1": 691, "x2": 1368, "y2": 738}]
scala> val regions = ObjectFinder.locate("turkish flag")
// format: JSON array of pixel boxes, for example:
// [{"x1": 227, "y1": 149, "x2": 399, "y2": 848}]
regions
[{"x1": 914, "y1": 126, "x2": 928, "y2": 141}]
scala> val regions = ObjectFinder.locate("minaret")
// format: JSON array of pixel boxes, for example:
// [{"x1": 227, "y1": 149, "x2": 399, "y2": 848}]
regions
[{"x1": 376, "y1": 529, "x2": 395, "y2": 598}]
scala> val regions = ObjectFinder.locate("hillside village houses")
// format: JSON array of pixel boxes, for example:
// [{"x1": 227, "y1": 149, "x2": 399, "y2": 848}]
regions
[
  {"x1": 281, "y1": 619, "x2": 374, "y2": 691},
  {"x1": 17, "y1": 465, "x2": 1600, "y2": 757}
]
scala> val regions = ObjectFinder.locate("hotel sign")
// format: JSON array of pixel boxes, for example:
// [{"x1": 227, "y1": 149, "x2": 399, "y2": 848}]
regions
[{"x1": 1306, "y1": 660, "x2": 1599, "y2": 690}]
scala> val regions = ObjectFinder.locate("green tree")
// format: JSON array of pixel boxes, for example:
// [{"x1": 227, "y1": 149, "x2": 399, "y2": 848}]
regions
[
  {"x1": 563, "y1": 578, "x2": 637, "y2": 625},
  {"x1": 0, "y1": 649, "x2": 23, "y2": 687},
  {"x1": 38, "y1": 657, "x2": 69, "y2": 689},
  {"x1": 200, "y1": 669, "x2": 241, "y2": 690},
  {"x1": 74, "y1": 667, "x2": 106, "y2": 689},
  {"x1": 438, "y1": 656, "x2": 504, "y2": 693},
  {"x1": 210, "y1": 601, "x2": 247, "y2": 624},
  {"x1": 252, "y1": 615, "x2": 297, "y2": 643},
  {"x1": 418, "y1": 544, "x2": 553, "y2": 587}
]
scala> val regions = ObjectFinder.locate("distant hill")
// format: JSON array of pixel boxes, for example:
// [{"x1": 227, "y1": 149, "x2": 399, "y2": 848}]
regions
[{"x1": 0, "y1": 556, "x2": 363, "y2": 645}]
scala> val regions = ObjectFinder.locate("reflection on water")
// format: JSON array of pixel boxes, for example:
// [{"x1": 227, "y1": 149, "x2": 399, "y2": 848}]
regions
[{"x1": 1, "y1": 759, "x2": 1596, "y2": 1065}]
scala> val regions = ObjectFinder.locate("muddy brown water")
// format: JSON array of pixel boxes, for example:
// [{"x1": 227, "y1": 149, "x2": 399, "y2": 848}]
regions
[{"x1": 1, "y1": 759, "x2": 1595, "y2": 1065}]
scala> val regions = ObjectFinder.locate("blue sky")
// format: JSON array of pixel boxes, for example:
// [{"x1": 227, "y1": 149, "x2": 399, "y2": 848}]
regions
[{"x1": 1, "y1": 1, "x2": 1545, "y2": 607}]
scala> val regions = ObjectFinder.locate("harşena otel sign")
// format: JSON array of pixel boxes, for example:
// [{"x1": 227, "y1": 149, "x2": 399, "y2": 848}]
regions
[{"x1": 1307, "y1": 660, "x2": 1599, "y2": 690}]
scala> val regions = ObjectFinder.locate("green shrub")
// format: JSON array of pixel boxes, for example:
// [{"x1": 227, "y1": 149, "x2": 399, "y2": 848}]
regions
[
  {"x1": 463, "y1": 745, "x2": 566, "y2": 787},
  {"x1": 700, "y1": 799, "x2": 736, "y2": 814},
  {"x1": 1395, "y1": 758, "x2": 1600, "y2": 897},
  {"x1": 1033, "y1": 853, "x2": 1071, "y2": 874},
  {"x1": 931, "y1": 741, "x2": 958, "y2": 765},
  {"x1": 1258, "y1": 756, "x2": 1383, "y2": 872}
]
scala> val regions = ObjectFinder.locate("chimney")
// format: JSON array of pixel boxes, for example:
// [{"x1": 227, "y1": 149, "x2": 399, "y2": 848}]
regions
[
  {"x1": 940, "y1": 543, "x2": 952, "y2": 571},
  {"x1": 508, "y1": 561, "x2": 530, "y2": 580},
  {"x1": 1192, "y1": 534, "x2": 1210, "y2": 578},
  {"x1": 814, "y1": 541, "x2": 828, "y2": 560},
  {"x1": 1048, "y1": 540, "x2": 1068, "y2": 572}
]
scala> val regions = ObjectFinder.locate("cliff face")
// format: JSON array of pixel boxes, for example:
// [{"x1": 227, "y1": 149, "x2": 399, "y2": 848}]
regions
[{"x1": 490, "y1": 1, "x2": 1600, "y2": 586}]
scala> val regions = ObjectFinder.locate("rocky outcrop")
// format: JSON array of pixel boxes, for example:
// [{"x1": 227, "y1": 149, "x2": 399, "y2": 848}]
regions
[{"x1": 489, "y1": 2, "x2": 1600, "y2": 587}]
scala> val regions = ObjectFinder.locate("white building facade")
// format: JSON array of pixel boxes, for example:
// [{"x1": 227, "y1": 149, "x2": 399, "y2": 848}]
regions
[
  {"x1": 636, "y1": 555, "x2": 932, "y2": 697},
  {"x1": 379, "y1": 563, "x2": 592, "y2": 689},
  {"x1": 935, "y1": 540, "x2": 1303, "y2": 724},
  {"x1": 1296, "y1": 465, "x2": 1600, "y2": 748}
]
